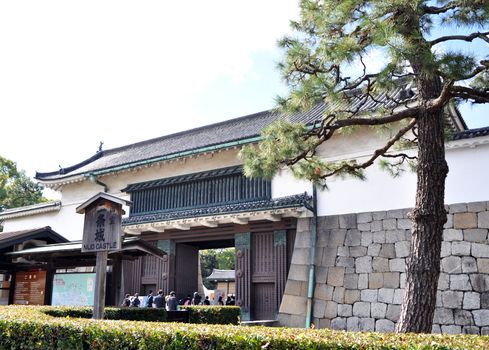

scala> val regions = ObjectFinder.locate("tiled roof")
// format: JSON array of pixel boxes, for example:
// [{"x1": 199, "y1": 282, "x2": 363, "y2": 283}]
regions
[
  {"x1": 452, "y1": 126, "x2": 489, "y2": 140},
  {"x1": 0, "y1": 201, "x2": 61, "y2": 219},
  {"x1": 0, "y1": 226, "x2": 68, "y2": 250},
  {"x1": 206, "y1": 269, "x2": 235, "y2": 281},
  {"x1": 122, "y1": 193, "x2": 310, "y2": 226},
  {"x1": 36, "y1": 79, "x2": 467, "y2": 182}
]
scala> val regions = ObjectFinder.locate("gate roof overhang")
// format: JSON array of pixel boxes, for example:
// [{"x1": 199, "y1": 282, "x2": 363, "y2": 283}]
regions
[{"x1": 122, "y1": 193, "x2": 311, "y2": 234}]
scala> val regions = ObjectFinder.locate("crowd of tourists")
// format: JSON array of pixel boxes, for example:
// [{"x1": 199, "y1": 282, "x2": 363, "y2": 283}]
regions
[{"x1": 121, "y1": 290, "x2": 235, "y2": 311}]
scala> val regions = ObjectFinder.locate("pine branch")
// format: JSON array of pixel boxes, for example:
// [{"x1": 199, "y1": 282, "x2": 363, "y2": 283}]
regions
[
  {"x1": 423, "y1": 1, "x2": 461, "y2": 15},
  {"x1": 320, "y1": 118, "x2": 417, "y2": 178},
  {"x1": 451, "y1": 85, "x2": 489, "y2": 103},
  {"x1": 429, "y1": 31, "x2": 489, "y2": 46}
]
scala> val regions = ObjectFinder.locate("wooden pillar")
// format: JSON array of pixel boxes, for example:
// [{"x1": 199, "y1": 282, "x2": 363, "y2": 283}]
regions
[
  {"x1": 274, "y1": 230, "x2": 287, "y2": 313},
  {"x1": 93, "y1": 251, "x2": 108, "y2": 319},
  {"x1": 111, "y1": 255, "x2": 122, "y2": 306},
  {"x1": 235, "y1": 232, "x2": 251, "y2": 321},
  {"x1": 157, "y1": 240, "x2": 176, "y2": 295}
]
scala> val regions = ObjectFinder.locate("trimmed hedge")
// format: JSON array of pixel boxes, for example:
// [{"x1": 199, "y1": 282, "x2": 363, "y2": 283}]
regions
[
  {"x1": 0, "y1": 306, "x2": 488, "y2": 349},
  {"x1": 183, "y1": 305, "x2": 240, "y2": 325},
  {"x1": 41, "y1": 305, "x2": 239, "y2": 325}
]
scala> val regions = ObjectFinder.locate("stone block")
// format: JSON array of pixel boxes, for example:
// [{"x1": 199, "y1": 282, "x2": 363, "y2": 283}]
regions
[
  {"x1": 378, "y1": 288, "x2": 395, "y2": 304},
  {"x1": 454, "y1": 212, "x2": 477, "y2": 229},
  {"x1": 357, "y1": 212, "x2": 372, "y2": 224},
  {"x1": 369, "y1": 273, "x2": 384, "y2": 289},
  {"x1": 468, "y1": 201, "x2": 487, "y2": 212},
  {"x1": 451, "y1": 241, "x2": 471, "y2": 256},
  {"x1": 393, "y1": 289, "x2": 404, "y2": 304},
  {"x1": 313, "y1": 299, "x2": 326, "y2": 318},
  {"x1": 337, "y1": 304, "x2": 352, "y2": 317},
  {"x1": 340, "y1": 214, "x2": 357, "y2": 229},
  {"x1": 472, "y1": 243, "x2": 489, "y2": 258},
  {"x1": 454, "y1": 309, "x2": 475, "y2": 326},
  {"x1": 389, "y1": 258, "x2": 406, "y2": 272},
  {"x1": 383, "y1": 218, "x2": 397, "y2": 230},
  {"x1": 319, "y1": 215, "x2": 340, "y2": 229},
  {"x1": 361, "y1": 289, "x2": 378, "y2": 303},
  {"x1": 295, "y1": 230, "x2": 312, "y2": 248},
  {"x1": 279, "y1": 295, "x2": 307, "y2": 315},
  {"x1": 344, "y1": 289, "x2": 360, "y2": 304},
  {"x1": 361, "y1": 232, "x2": 373, "y2": 247},
  {"x1": 397, "y1": 219, "x2": 412, "y2": 230},
  {"x1": 436, "y1": 291, "x2": 443, "y2": 307},
  {"x1": 441, "y1": 241, "x2": 451, "y2": 258},
  {"x1": 358, "y1": 274, "x2": 368, "y2": 290},
  {"x1": 322, "y1": 247, "x2": 337, "y2": 267},
  {"x1": 337, "y1": 246, "x2": 350, "y2": 257},
  {"x1": 433, "y1": 308, "x2": 454, "y2": 325},
  {"x1": 373, "y1": 211, "x2": 387, "y2": 220},
  {"x1": 329, "y1": 229, "x2": 347, "y2": 247},
  {"x1": 400, "y1": 273, "x2": 406, "y2": 289},
  {"x1": 346, "y1": 317, "x2": 361, "y2": 331},
  {"x1": 473, "y1": 310, "x2": 489, "y2": 326},
  {"x1": 367, "y1": 243, "x2": 381, "y2": 256},
  {"x1": 315, "y1": 247, "x2": 324, "y2": 266},
  {"x1": 395, "y1": 241, "x2": 410, "y2": 258},
  {"x1": 443, "y1": 229, "x2": 463, "y2": 241},
  {"x1": 441, "y1": 256, "x2": 462, "y2": 273},
  {"x1": 463, "y1": 326, "x2": 480, "y2": 335},
  {"x1": 350, "y1": 246, "x2": 367, "y2": 257},
  {"x1": 345, "y1": 229, "x2": 362, "y2": 247},
  {"x1": 352, "y1": 302, "x2": 370, "y2": 317},
  {"x1": 441, "y1": 291, "x2": 464, "y2": 309},
  {"x1": 336, "y1": 256, "x2": 355, "y2": 268},
  {"x1": 314, "y1": 284, "x2": 334, "y2": 301},
  {"x1": 357, "y1": 222, "x2": 371, "y2": 231},
  {"x1": 296, "y1": 217, "x2": 311, "y2": 232},
  {"x1": 478, "y1": 258, "x2": 489, "y2": 273},
  {"x1": 360, "y1": 318, "x2": 375, "y2": 331},
  {"x1": 371, "y1": 220, "x2": 383, "y2": 232},
  {"x1": 372, "y1": 257, "x2": 389, "y2": 272},
  {"x1": 371, "y1": 302, "x2": 387, "y2": 319},
  {"x1": 288, "y1": 264, "x2": 309, "y2": 282},
  {"x1": 386, "y1": 304, "x2": 401, "y2": 322},
  {"x1": 285, "y1": 280, "x2": 305, "y2": 296},
  {"x1": 478, "y1": 211, "x2": 489, "y2": 229},
  {"x1": 483, "y1": 327, "x2": 489, "y2": 335},
  {"x1": 380, "y1": 243, "x2": 396, "y2": 258},
  {"x1": 462, "y1": 257, "x2": 478, "y2": 273},
  {"x1": 387, "y1": 209, "x2": 404, "y2": 219},
  {"x1": 318, "y1": 318, "x2": 331, "y2": 329},
  {"x1": 441, "y1": 325, "x2": 462, "y2": 334},
  {"x1": 376, "y1": 319, "x2": 395, "y2": 332},
  {"x1": 327, "y1": 267, "x2": 345, "y2": 287},
  {"x1": 432, "y1": 324, "x2": 442, "y2": 334},
  {"x1": 450, "y1": 274, "x2": 471, "y2": 291},
  {"x1": 470, "y1": 274, "x2": 489, "y2": 292},
  {"x1": 444, "y1": 214, "x2": 453, "y2": 229},
  {"x1": 291, "y1": 248, "x2": 310, "y2": 265},
  {"x1": 324, "y1": 301, "x2": 338, "y2": 319},
  {"x1": 373, "y1": 231, "x2": 386, "y2": 244},
  {"x1": 482, "y1": 292, "x2": 489, "y2": 308},
  {"x1": 330, "y1": 317, "x2": 347, "y2": 330},
  {"x1": 356, "y1": 256, "x2": 372, "y2": 273},
  {"x1": 383, "y1": 272, "x2": 400, "y2": 288},
  {"x1": 449, "y1": 203, "x2": 467, "y2": 213},
  {"x1": 333, "y1": 287, "x2": 345, "y2": 303},
  {"x1": 463, "y1": 229, "x2": 487, "y2": 243},
  {"x1": 438, "y1": 273, "x2": 449, "y2": 290},
  {"x1": 344, "y1": 274, "x2": 358, "y2": 289}
]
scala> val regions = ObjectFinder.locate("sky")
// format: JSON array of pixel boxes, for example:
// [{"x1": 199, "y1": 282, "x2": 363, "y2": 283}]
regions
[{"x1": 0, "y1": 1, "x2": 487, "y2": 186}]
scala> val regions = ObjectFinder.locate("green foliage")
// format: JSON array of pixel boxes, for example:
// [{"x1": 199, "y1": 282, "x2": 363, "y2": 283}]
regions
[
  {"x1": 41, "y1": 306, "x2": 167, "y2": 322},
  {"x1": 182, "y1": 306, "x2": 240, "y2": 325},
  {"x1": 200, "y1": 248, "x2": 236, "y2": 289},
  {"x1": 0, "y1": 306, "x2": 487, "y2": 349},
  {"x1": 0, "y1": 155, "x2": 46, "y2": 212}
]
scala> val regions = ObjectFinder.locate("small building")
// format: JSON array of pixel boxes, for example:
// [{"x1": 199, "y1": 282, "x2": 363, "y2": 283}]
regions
[{"x1": 206, "y1": 269, "x2": 235, "y2": 296}]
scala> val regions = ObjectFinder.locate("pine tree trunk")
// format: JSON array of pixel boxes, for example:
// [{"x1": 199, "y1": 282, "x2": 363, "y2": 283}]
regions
[{"x1": 395, "y1": 75, "x2": 449, "y2": 333}]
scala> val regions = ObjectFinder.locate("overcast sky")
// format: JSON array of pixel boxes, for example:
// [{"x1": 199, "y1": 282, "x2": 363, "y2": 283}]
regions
[{"x1": 1, "y1": 1, "x2": 487, "y2": 183}]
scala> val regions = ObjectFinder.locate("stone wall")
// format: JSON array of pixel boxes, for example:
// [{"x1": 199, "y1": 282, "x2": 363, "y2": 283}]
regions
[{"x1": 278, "y1": 201, "x2": 489, "y2": 334}]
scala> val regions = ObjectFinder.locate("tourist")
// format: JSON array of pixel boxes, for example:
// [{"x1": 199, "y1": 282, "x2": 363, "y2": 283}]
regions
[
  {"x1": 203, "y1": 296, "x2": 210, "y2": 305},
  {"x1": 145, "y1": 290, "x2": 154, "y2": 308},
  {"x1": 191, "y1": 292, "x2": 201, "y2": 305},
  {"x1": 153, "y1": 290, "x2": 165, "y2": 308},
  {"x1": 121, "y1": 294, "x2": 131, "y2": 307},
  {"x1": 130, "y1": 293, "x2": 140, "y2": 307},
  {"x1": 166, "y1": 291, "x2": 178, "y2": 311},
  {"x1": 217, "y1": 296, "x2": 224, "y2": 306}
]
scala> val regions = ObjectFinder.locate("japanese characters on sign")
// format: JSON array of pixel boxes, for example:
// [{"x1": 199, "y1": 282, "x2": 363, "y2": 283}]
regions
[{"x1": 81, "y1": 200, "x2": 122, "y2": 252}]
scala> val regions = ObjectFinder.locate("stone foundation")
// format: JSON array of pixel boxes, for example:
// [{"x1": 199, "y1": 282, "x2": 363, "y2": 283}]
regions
[{"x1": 278, "y1": 201, "x2": 489, "y2": 334}]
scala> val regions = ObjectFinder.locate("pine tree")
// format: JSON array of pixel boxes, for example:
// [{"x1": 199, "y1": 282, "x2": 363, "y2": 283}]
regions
[{"x1": 242, "y1": 0, "x2": 489, "y2": 333}]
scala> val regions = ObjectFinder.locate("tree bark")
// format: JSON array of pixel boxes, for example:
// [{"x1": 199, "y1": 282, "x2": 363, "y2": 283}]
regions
[{"x1": 396, "y1": 68, "x2": 449, "y2": 333}]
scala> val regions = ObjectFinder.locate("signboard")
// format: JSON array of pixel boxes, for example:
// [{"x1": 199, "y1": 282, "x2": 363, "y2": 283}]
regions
[
  {"x1": 81, "y1": 200, "x2": 122, "y2": 252},
  {"x1": 13, "y1": 270, "x2": 47, "y2": 305},
  {"x1": 51, "y1": 273, "x2": 96, "y2": 306}
]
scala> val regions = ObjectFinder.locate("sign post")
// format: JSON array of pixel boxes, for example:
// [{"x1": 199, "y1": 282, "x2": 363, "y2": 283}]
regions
[{"x1": 76, "y1": 193, "x2": 130, "y2": 319}]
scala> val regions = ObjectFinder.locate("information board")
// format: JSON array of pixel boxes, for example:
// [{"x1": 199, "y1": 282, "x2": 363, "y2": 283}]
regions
[
  {"x1": 51, "y1": 273, "x2": 96, "y2": 306},
  {"x1": 13, "y1": 270, "x2": 47, "y2": 305}
]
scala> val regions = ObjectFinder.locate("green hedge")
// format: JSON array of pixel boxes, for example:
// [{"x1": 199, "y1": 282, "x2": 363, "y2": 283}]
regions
[
  {"x1": 183, "y1": 305, "x2": 240, "y2": 325},
  {"x1": 42, "y1": 306, "x2": 167, "y2": 322},
  {"x1": 0, "y1": 306, "x2": 488, "y2": 350}
]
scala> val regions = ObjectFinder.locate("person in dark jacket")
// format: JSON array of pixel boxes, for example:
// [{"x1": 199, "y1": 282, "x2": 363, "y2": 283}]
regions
[
  {"x1": 130, "y1": 293, "x2": 141, "y2": 307},
  {"x1": 166, "y1": 291, "x2": 178, "y2": 311},
  {"x1": 153, "y1": 290, "x2": 165, "y2": 308},
  {"x1": 191, "y1": 292, "x2": 202, "y2": 305},
  {"x1": 121, "y1": 294, "x2": 131, "y2": 307},
  {"x1": 145, "y1": 290, "x2": 154, "y2": 308}
]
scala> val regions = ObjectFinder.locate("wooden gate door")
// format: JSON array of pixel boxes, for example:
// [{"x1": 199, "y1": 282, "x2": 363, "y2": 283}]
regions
[
  {"x1": 175, "y1": 244, "x2": 199, "y2": 299},
  {"x1": 251, "y1": 232, "x2": 276, "y2": 320}
]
